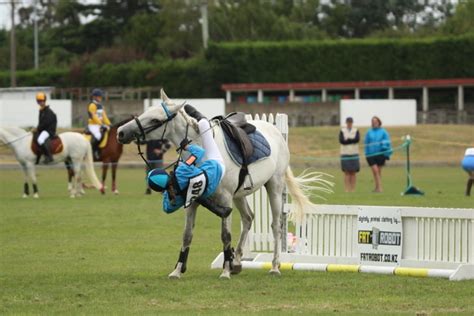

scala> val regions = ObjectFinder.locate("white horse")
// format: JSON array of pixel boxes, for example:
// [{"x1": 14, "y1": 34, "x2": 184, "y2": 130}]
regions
[
  {"x1": 0, "y1": 126, "x2": 102, "y2": 198},
  {"x1": 117, "y1": 89, "x2": 332, "y2": 279}
]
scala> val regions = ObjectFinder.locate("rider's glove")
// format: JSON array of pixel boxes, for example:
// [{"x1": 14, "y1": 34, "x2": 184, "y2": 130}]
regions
[{"x1": 177, "y1": 138, "x2": 192, "y2": 152}]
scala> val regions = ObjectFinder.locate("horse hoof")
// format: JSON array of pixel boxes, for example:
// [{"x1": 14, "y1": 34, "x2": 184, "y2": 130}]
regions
[
  {"x1": 168, "y1": 270, "x2": 182, "y2": 279},
  {"x1": 113, "y1": 190, "x2": 119, "y2": 195},
  {"x1": 22, "y1": 194, "x2": 28, "y2": 198},
  {"x1": 100, "y1": 189, "x2": 105, "y2": 195},
  {"x1": 219, "y1": 271, "x2": 231, "y2": 279},
  {"x1": 33, "y1": 193, "x2": 39, "y2": 199},
  {"x1": 269, "y1": 269, "x2": 281, "y2": 276},
  {"x1": 231, "y1": 264, "x2": 242, "y2": 275}
]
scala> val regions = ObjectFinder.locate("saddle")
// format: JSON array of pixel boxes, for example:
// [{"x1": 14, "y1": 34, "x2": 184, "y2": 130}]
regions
[
  {"x1": 83, "y1": 128, "x2": 109, "y2": 149},
  {"x1": 217, "y1": 112, "x2": 271, "y2": 192},
  {"x1": 31, "y1": 135, "x2": 63, "y2": 156}
]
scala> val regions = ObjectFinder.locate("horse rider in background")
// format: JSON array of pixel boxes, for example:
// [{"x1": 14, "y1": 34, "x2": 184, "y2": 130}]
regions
[
  {"x1": 87, "y1": 88, "x2": 111, "y2": 160},
  {"x1": 34, "y1": 92, "x2": 57, "y2": 164}
]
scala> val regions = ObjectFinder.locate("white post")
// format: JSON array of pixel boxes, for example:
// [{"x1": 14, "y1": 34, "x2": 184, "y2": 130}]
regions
[
  {"x1": 457, "y1": 85, "x2": 464, "y2": 111},
  {"x1": 322, "y1": 89, "x2": 327, "y2": 102},
  {"x1": 388, "y1": 87, "x2": 394, "y2": 99},
  {"x1": 289, "y1": 89, "x2": 295, "y2": 102},
  {"x1": 354, "y1": 88, "x2": 360, "y2": 99},
  {"x1": 200, "y1": 1, "x2": 209, "y2": 49},
  {"x1": 257, "y1": 89, "x2": 263, "y2": 103},
  {"x1": 226, "y1": 90, "x2": 231, "y2": 103},
  {"x1": 33, "y1": 0, "x2": 39, "y2": 69},
  {"x1": 422, "y1": 87, "x2": 429, "y2": 112}
]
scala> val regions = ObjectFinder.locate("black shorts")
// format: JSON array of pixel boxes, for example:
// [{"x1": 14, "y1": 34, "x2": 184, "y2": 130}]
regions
[
  {"x1": 341, "y1": 155, "x2": 360, "y2": 173},
  {"x1": 366, "y1": 154, "x2": 386, "y2": 167}
]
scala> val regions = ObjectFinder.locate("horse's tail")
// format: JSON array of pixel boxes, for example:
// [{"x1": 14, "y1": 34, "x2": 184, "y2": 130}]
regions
[
  {"x1": 84, "y1": 143, "x2": 102, "y2": 191},
  {"x1": 284, "y1": 167, "x2": 334, "y2": 222}
]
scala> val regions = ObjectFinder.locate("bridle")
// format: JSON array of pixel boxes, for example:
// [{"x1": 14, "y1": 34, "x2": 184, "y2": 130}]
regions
[
  {"x1": 134, "y1": 102, "x2": 178, "y2": 169},
  {"x1": 134, "y1": 102, "x2": 177, "y2": 144},
  {"x1": 133, "y1": 102, "x2": 231, "y2": 171}
]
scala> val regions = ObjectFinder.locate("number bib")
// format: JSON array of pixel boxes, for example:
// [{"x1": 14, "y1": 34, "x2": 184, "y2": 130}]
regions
[{"x1": 184, "y1": 173, "x2": 208, "y2": 208}]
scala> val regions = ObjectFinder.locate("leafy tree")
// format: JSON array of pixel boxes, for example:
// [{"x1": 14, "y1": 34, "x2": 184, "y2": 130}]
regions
[
  {"x1": 124, "y1": 13, "x2": 163, "y2": 58},
  {"x1": 155, "y1": 0, "x2": 202, "y2": 58},
  {"x1": 209, "y1": 0, "x2": 324, "y2": 41},
  {"x1": 442, "y1": 0, "x2": 474, "y2": 35}
]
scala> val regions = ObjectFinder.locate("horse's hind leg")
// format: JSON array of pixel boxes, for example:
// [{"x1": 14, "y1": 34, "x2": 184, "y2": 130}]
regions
[
  {"x1": 65, "y1": 158, "x2": 74, "y2": 193},
  {"x1": 265, "y1": 176, "x2": 285, "y2": 275},
  {"x1": 70, "y1": 160, "x2": 82, "y2": 198},
  {"x1": 169, "y1": 205, "x2": 198, "y2": 279},
  {"x1": 219, "y1": 215, "x2": 233, "y2": 279},
  {"x1": 232, "y1": 197, "x2": 255, "y2": 274}
]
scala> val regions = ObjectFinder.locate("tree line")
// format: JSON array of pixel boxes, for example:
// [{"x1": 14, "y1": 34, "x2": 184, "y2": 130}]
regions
[{"x1": 0, "y1": 0, "x2": 473, "y2": 73}]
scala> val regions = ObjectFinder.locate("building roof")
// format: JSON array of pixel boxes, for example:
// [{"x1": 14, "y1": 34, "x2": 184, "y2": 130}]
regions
[{"x1": 222, "y1": 78, "x2": 474, "y2": 92}]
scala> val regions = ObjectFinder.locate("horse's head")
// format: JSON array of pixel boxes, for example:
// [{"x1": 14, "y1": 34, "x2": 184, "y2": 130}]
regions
[{"x1": 117, "y1": 89, "x2": 184, "y2": 144}]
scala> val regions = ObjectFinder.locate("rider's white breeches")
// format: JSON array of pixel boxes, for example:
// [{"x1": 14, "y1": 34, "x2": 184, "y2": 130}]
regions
[
  {"x1": 88, "y1": 124, "x2": 102, "y2": 140},
  {"x1": 198, "y1": 119, "x2": 225, "y2": 177},
  {"x1": 37, "y1": 131, "x2": 50, "y2": 145}
]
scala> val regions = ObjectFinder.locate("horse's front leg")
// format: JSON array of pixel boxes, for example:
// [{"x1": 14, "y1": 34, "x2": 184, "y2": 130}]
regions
[
  {"x1": 168, "y1": 204, "x2": 198, "y2": 279},
  {"x1": 111, "y1": 161, "x2": 119, "y2": 194},
  {"x1": 20, "y1": 163, "x2": 30, "y2": 198},
  {"x1": 25, "y1": 162, "x2": 39, "y2": 198},
  {"x1": 231, "y1": 197, "x2": 254, "y2": 275},
  {"x1": 101, "y1": 161, "x2": 109, "y2": 195}
]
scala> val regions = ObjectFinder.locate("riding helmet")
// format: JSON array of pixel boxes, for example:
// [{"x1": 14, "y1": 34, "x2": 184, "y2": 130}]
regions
[
  {"x1": 36, "y1": 92, "x2": 47, "y2": 102},
  {"x1": 147, "y1": 168, "x2": 170, "y2": 192},
  {"x1": 91, "y1": 88, "x2": 104, "y2": 98}
]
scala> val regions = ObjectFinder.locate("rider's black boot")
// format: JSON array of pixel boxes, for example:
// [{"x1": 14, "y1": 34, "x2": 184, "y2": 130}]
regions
[
  {"x1": 196, "y1": 196, "x2": 232, "y2": 218},
  {"x1": 466, "y1": 179, "x2": 473, "y2": 196},
  {"x1": 184, "y1": 104, "x2": 206, "y2": 122},
  {"x1": 91, "y1": 137, "x2": 100, "y2": 160},
  {"x1": 41, "y1": 138, "x2": 54, "y2": 164}
]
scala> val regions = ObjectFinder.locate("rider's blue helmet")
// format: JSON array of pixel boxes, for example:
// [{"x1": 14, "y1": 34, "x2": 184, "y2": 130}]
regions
[
  {"x1": 91, "y1": 88, "x2": 104, "y2": 98},
  {"x1": 147, "y1": 168, "x2": 170, "y2": 192}
]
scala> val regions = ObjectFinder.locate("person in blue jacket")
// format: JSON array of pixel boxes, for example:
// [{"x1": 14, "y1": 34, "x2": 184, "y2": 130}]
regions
[
  {"x1": 147, "y1": 105, "x2": 232, "y2": 218},
  {"x1": 461, "y1": 148, "x2": 474, "y2": 196},
  {"x1": 364, "y1": 116, "x2": 392, "y2": 193}
]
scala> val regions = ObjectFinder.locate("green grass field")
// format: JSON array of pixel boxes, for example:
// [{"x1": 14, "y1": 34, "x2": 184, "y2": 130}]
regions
[{"x1": 1, "y1": 165, "x2": 473, "y2": 315}]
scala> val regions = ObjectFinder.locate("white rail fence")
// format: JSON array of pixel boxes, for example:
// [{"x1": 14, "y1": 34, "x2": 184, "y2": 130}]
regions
[{"x1": 212, "y1": 112, "x2": 474, "y2": 281}]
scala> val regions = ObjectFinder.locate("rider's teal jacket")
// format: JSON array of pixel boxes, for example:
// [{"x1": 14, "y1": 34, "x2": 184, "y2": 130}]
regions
[
  {"x1": 364, "y1": 127, "x2": 392, "y2": 158},
  {"x1": 163, "y1": 144, "x2": 223, "y2": 213}
]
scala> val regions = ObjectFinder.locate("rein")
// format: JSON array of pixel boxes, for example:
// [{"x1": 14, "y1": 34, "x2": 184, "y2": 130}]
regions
[
  {"x1": 133, "y1": 104, "x2": 233, "y2": 171},
  {"x1": 0, "y1": 132, "x2": 31, "y2": 147}
]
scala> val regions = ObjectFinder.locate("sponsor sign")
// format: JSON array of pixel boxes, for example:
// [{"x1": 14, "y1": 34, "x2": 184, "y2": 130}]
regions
[{"x1": 357, "y1": 208, "x2": 402, "y2": 266}]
